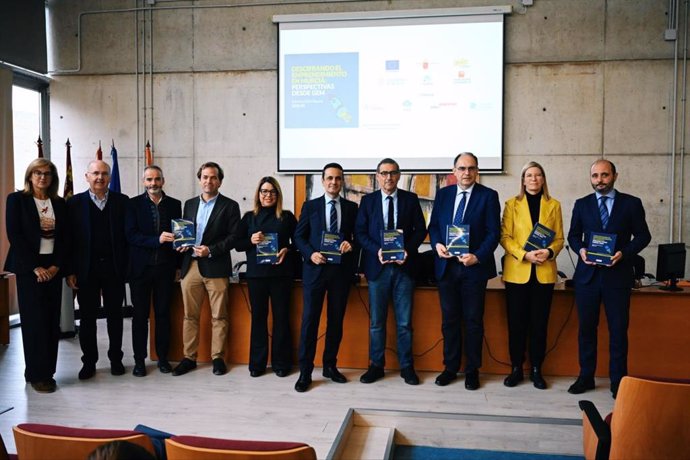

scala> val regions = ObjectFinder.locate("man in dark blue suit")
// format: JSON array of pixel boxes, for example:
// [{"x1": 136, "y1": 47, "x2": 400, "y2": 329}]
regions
[
  {"x1": 67, "y1": 160, "x2": 129, "y2": 380},
  {"x1": 428, "y1": 152, "x2": 501, "y2": 390},
  {"x1": 125, "y1": 165, "x2": 182, "y2": 377},
  {"x1": 567, "y1": 159, "x2": 651, "y2": 398},
  {"x1": 355, "y1": 158, "x2": 427, "y2": 385},
  {"x1": 293, "y1": 163, "x2": 358, "y2": 393}
]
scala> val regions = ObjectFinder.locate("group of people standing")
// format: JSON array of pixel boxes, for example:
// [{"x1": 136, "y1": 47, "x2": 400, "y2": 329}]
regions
[{"x1": 5, "y1": 153, "x2": 650, "y2": 400}]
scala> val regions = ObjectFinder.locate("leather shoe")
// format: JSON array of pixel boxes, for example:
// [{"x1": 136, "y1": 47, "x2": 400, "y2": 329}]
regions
[
  {"x1": 504, "y1": 367, "x2": 524, "y2": 387},
  {"x1": 78, "y1": 364, "x2": 96, "y2": 380},
  {"x1": 400, "y1": 367, "x2": 420, "y2": 385},
  {"x1": 360, "y1": 365, "x2": 384, "y2": 384},
  {"x1": 530, "y1": 367, "x2": 547, "y2": 390},
  {"x1": 31, "y1": 380, "x2": 56, "y2": 393},
  {"x1": 464, "y1": 371, "x2": 480, "y2": 390},
  {"x1": 435, "y1": 370, "x2": 457, "y2": 387},
  {"x1": 158, "y1": 360, "x2": 172, "y2": 374},
  {"x1": 294, "y1": 373, "x2": 312, "y2": 392},
  {"x1": 132, "y1": 361, "x2": 147, "y2": 377},
  {"x1": 323, "y1": 366, "x2": 347, "y2": 383},
  {"x1": 212, "y1": 358, "x2": 227, "y2": 376},
  {"x1": 110, "y1": 361, "x2": 125, "y2": 376},
  {"x1": 172, "y1": 358, "x2": 197, "y2": 376},
  {"x1": 250, "y1": 369, "x2": 265, "y2": 377},
  {"x1": 274, "y1": 369, "x2": 290, "y2": 378},
  {"x1": 568, "y1": 376, "x2": 595, "y2": 394},
  {"x1": 611, "y1": 381, "x2": 620, "y2": 399}
]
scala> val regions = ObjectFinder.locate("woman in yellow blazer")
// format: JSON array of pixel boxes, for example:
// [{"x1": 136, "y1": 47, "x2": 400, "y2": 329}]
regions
[{"x1": 500, "y1": 161, "x2": 564, "y2": 389}]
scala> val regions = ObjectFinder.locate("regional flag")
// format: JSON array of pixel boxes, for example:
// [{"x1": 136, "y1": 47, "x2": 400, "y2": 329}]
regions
[
  {"x1": 63, "y1": 139, "x2": 73, "y2": 200},
  {"x1": 96, "y1": 141, "x2": 103, "y2": 160},
  {"x1": 36, "y1": 136, "x2": 44, "y2": 158},
  {"x1": 144, "y1": 141, "x2": 153, "y2": 166},
  {"x1": 109, "y1": 141, "x2": 121, "y2": 193}
]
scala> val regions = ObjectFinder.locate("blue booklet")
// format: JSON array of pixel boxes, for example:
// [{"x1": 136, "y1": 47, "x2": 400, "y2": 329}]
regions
[
  {"x1": 381, "y1": 230, "x2": 405, "y2": 261},
  {"x1": 320, "y1": 231, "x2": 342, "y2": 264},
  {"x1": 524, "y1": 223, "x2": 556, "y2": 251},
  {"x1": 171, "y1": 218, "x2": 195, "y2": 249},
  {"x1": 446, "y1": 225, "x2": 470, "y2": 256},
  {"x1": 256, "y1": 232, "x2": 279, "y2": 264},
  {"x1": 586, "y1": 232, "x2": 617, "y2": 266}
]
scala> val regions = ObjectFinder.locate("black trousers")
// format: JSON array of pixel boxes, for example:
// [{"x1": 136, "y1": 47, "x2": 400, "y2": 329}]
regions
[
  {"x1": 246, "y1": 277, "x2": 293, "y2": 372},
  {"x1": 76, "y1": 261, "x2": 125, "y2": 365},
  {"x1": 437, "y1": 261, "x2": 487, "y2": 374},
  {"x1": 16, "y1": 254, "x2": 62, "y2": 382},
  {"x1": 130, "y1": 263, "x2": 176, "y2": 362},
  {"x1": 504, "y1": 274, "x2": 554, "y2": 369},
  {"x1": 298, "y1": 265, "x2": 351, "y2": 374}
]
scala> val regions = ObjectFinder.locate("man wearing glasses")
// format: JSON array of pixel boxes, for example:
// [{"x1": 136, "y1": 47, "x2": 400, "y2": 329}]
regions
[
  {"x1": 428, "y1": 152, "x2": 500, "y2": 390},
  {"x1": 67, "y1": 160, "x2": 130, "y2": 380},
  {"x1": 355, "y1": 158, "x2": 427, "y2": 385}
]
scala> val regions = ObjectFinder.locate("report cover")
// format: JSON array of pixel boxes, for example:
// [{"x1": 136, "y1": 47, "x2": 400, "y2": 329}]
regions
[
  {"x1": 586, "y1": 232, "x2": 617, "y2": 266},
  {"x1": 446, "y1": 225, "x2": 470, "y2": 256},
  {"x1": 523, "y1": 222, "x2": 556, "y2": 251},
  {"x1": 320, "y1": 231, "x2": 342, "y2": 264},
  {"x1": 256, "y1": 232, "x2": 279, "y2": 264},
  {"x1": 381, "y1": 230, "x2": 405, "y2": 261},
  {"x1": 171, "y1": 218, "x2": 195, "y2": 249}
]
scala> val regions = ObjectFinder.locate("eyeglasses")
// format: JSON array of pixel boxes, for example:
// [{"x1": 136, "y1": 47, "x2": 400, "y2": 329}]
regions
[
  {"x1": 88, "y1": 171, "x2": 110, "y2": 177},
  {"x1": 33, "y1": 171, "x2": 52, "y2": 178},
  {"x1": 455, "y1": 166, "x2": 478, "y2": 173},
  {"x1": 378, "y1": 170, "x2": 400, "y2": 177},
  {"x1": 260, "y1": 189, "x2": 278, "y2": 196}
]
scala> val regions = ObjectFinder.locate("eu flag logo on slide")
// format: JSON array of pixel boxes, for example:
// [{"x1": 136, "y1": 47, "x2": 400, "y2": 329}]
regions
[{"x1": 385, "y1": 60, "x2": 400, "y2": 71}]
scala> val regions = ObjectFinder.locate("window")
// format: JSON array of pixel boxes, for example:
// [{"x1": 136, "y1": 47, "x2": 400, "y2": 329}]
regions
[{"x1": 12, "y1": 85, "x2": 42, "y2": 190}]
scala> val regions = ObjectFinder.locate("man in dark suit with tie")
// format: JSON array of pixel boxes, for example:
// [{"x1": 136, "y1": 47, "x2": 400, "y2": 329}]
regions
[
  {"x1": 567, "y1": 159, "x2": 651, "y2": 398},
  {"x1": 172, "y1": 162, "x2": 240, "y2": 377},
  {"x1": 293, "y1": 163, "x2": 358, "y2": 392},
  {"x1": 428, "y1": 152, "x2": 501, "y2": 390},
  {"x1": 67, "y1": 160, "x2": 129, "y2": 380},
  {"x1": 125, "y1": 165, "x2": 182, "y2": 377},
  {"x1": 355, "y1": 158, "x2": 427, "y2": 385}
]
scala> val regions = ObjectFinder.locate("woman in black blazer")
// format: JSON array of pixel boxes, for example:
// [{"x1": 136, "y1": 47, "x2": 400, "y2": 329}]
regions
[
  {"x1": 235, "y1": 176, "x2": 297, "y2": 377},
  {"x1": 5, "y1": 158, "x2": 68, "y2": 393}
]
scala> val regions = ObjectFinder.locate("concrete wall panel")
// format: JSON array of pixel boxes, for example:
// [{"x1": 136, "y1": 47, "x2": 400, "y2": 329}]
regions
[{"x1": 605, "y1": 0, "x2": 674, "y2": 60}]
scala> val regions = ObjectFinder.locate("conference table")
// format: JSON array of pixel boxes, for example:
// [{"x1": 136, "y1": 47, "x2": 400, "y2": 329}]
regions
[{"x1": 153, "y1": 277, "x2": 690, "y2": 379}]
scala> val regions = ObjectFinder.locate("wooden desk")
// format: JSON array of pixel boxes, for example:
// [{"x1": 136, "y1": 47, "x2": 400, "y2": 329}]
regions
[
  {"x1": 154, "y1": 279, "x2": 690, "y2": 378},
  {"x1": 0, "y1": 274, "x2": 13, "y2": 345}
]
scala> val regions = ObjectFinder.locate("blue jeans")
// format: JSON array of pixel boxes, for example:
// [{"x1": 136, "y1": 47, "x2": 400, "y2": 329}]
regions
[{"x1": 367, "y1": 264, "x2": 414, "y2": 369}]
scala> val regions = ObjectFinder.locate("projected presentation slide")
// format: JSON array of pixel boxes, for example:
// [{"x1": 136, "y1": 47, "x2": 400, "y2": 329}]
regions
[{"x1": 277, "y1": 12, "x2": 505, "y2": 172}]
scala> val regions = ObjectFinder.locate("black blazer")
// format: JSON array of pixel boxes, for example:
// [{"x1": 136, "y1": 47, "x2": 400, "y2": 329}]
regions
[
  {"x1": 180, "y1": 193, "x2": 240, "y2": 279},
  {"x1": 4, "y1": 191, "x2": 68, "y2": 276},
  {"x1": 567, "y1": 191, "x2": 651, "y2": 288},
  {"x1": 66, "y1": 190, "x2": 129, "y2": 284},
  {"x1": 355, "y1": 189, "x2": 427, "y2": 281},
  {"x1": 294, "y1": 195, "x2": 359, "y2": 285},
  {"x1": 125, "y1": 192, "x2": 182, "y2": 279}
]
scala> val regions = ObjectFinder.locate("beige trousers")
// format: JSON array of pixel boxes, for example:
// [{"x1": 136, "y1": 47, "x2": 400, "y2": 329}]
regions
[{"x1": 180, "y1": 260, "x2": 229, "y2": 360}]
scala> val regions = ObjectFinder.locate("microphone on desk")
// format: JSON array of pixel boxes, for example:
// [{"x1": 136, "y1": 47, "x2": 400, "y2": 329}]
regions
[{"x1": 564, "y1": 245, "x2": 577, "y2": 288}]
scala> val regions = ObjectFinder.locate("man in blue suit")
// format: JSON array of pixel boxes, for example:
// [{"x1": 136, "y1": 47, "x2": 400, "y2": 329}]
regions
[
  {"x1": 293, "y1": 163, "x2": 358, "y2": 393},
  {"x1": 567, "y1": 159, "x2": 651, "y2": 398},
  {"x1": 125, "y1": 165, "x2": 182, "y2": 377},
  {"x1": 67, "y1": 160, "x2": 129, "y2": 380},
  {"x1": 355, "y1": 158, "x2": 427, "y2": 385},
  {"x1": 428, "y1": 152, "x2": 501, "y2": 390}
]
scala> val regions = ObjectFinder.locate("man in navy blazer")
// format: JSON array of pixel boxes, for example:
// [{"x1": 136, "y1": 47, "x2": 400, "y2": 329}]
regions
[
  {"x1": 428, "y1": 152, "x2": 501, "y2": 390},
  {"x1": 125, "y1": 165, "x2": 182, "y2": 377},
  {"x1": 172, "y1": 162, "x2": 240, "y2": 377},
  {"x1": 567, "y1": 159, "x2": 651, "y2": 398},
  {"x1": 355, "y1": 158, "x2": 427, "y2": 385},
  {"x1": 66, "y1": 160, "x2": 129, "y2": 380},
  {"x1": 293, "y1": 163, "x2": 358, "y2": 392}
]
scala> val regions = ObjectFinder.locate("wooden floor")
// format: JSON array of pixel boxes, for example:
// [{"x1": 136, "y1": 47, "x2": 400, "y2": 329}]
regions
[{"x1": 0, "y1": 319, "x2": 615, "y2": 458}]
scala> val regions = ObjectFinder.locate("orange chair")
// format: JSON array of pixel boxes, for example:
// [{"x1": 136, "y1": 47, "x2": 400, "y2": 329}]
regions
[
  {"x1": 579, "y1": 376, "x2": 690, "y2": 460},
  {"x1": 12, "y1": 423, "x2": 155, "y2": 460},
  {"x1": 165, "y1": 435, "x2": 316, "y2": 460}
]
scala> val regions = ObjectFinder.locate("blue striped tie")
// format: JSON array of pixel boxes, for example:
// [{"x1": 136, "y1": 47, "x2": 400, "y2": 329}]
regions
[
  {"x1": 453, "y1": 191, "x2": 467, "y2": 226},
  {"x1": 599, "y1": 196, "x2": 609, "y2": 230},
  {"x1": 329, "y1": 200, "x2": 337, "y2": 233}
]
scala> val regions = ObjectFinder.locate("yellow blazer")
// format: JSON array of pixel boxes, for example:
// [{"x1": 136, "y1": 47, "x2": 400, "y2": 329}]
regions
[{"x1": 500, "y1": 194, "x2": 564, "y2": 284}]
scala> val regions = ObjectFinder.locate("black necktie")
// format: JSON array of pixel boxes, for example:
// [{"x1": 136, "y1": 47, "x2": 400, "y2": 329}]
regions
[
  {"x1": 386, "y1": 196, "x2": 394, "y2": 230},
  {"x1": 329, "y1": 200, "x2": 337, "y2": 233}
]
